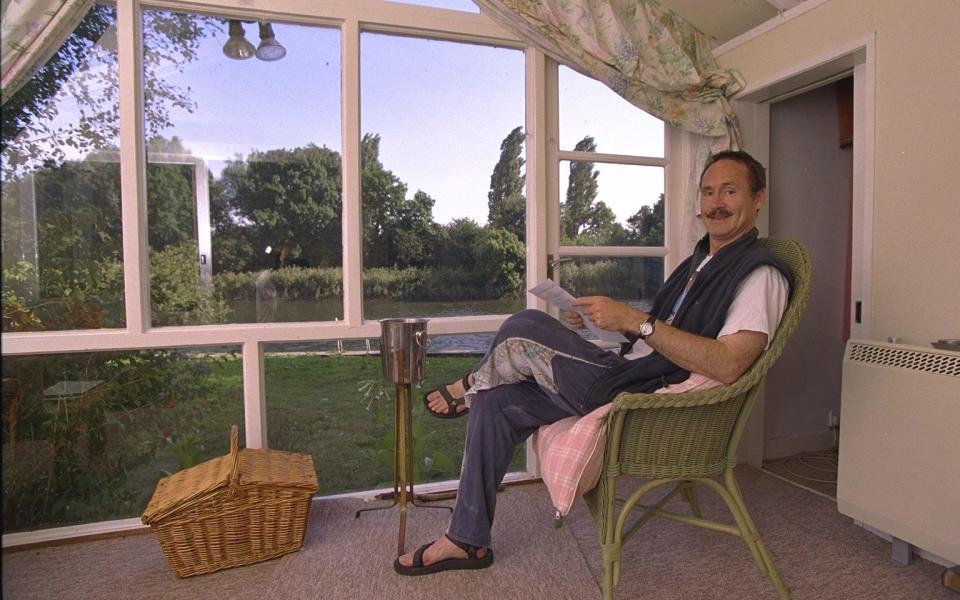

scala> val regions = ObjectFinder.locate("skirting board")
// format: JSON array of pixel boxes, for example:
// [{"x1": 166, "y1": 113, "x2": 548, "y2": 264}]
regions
[{"x1": 764, "y1": 429, "x2": 835, "y2": 461}]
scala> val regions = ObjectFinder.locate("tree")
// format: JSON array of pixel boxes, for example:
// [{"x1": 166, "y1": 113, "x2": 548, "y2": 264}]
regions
[
  {"x1": 627, "y1": 193, "x2": 665, "y2": 246},
  {"x1": 214, "y1": 144, "x2": 343, "y2": 272},
  {"x1": 626, "y1": 193, "x2": 665, "y2": 300},
  {"x1": 360, "y1": 134, "x2": 409, "y2": 268},
  {"x1": 473, "y1": 227, "x2": 525, "y2": 297},
  {"x1": 391, "y1": 191, "x2": 443, "y2": 269},
  {"x1": 487, "y1": 127, "x2": 525, "y2": 241},
  {"x1": 560, "y1": 135, "x2": 625, "y2": 244}
]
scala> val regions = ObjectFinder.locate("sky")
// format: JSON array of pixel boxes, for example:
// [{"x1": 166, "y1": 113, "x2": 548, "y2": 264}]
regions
[{"x1": 31, "y1": 2, "x2": 665, "y2": 229}]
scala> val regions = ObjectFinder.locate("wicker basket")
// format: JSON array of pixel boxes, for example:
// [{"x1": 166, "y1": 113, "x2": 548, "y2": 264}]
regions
[{"x1": 141, "y1": 426, "x2": 319, "y2": 578}]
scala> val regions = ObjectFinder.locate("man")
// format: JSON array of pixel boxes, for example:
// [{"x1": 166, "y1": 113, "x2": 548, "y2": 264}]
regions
[{"x1": 396, "y1": 150, "x2": 790, "y2": 576}]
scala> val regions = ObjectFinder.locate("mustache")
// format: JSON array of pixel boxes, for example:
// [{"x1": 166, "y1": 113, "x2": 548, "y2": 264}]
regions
[{"x1": 704, "y1": 208, "x2": 734, "y2": 219}]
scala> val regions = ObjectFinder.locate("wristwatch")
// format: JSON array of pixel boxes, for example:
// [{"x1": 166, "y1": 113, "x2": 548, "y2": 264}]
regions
[{"x1": 638, "y1": 315, "x2": 657, "y2": 340}]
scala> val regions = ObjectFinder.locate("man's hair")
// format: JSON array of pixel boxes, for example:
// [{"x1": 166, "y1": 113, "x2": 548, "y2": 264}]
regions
[{"x1": 699, "y1": 150, "x2": 766, "y2": 195}]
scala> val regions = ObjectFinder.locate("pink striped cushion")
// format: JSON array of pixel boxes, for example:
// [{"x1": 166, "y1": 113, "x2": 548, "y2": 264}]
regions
[{"x1": 533, "y1": 374, "x2": 722, "y2": 515}]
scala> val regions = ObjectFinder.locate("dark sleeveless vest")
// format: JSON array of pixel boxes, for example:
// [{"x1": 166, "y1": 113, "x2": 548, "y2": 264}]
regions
[{"x1": 580, "y1": 228, "x2": 791, "y2": 412}]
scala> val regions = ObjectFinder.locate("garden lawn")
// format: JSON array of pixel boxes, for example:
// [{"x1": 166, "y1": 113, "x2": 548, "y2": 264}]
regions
[{"x1": 258, "y1": 353, "x2": 525, "y2": 495}]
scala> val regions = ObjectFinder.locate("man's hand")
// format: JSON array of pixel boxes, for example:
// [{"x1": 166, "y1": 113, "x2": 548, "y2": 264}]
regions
[
  {"x1": 571, "y1": 296, "x2": 767, "y2": 385},
  {"x1": 571, "y1": 296, "x2": 645, "y2": 334}
]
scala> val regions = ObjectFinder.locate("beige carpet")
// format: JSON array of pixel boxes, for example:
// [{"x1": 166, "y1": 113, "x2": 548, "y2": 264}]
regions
[
  {"x1": 2, "y1": 482, "x2": 598, "y2": 600},
  {"x1": 763, "y1": 448, "x2": 839, "y2": 499},
  {"x1": 562, "y1": 466, "x2": 951, "y2": 600},
  {"x1": 3, "y1": 466, "x2": 952, "y2": 600}
]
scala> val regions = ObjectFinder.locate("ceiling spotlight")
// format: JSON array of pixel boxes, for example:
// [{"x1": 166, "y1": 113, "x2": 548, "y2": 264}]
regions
[
  {"x1": 222, "y1": 20, "x2": 256, "y2": 60},
  {"x1": 255, "y1": 22, "x2": 286, "y2": 61}
]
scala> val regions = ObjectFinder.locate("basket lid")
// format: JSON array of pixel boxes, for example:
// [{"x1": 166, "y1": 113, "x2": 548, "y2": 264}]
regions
[
  {"x1": 141, "y1": 426, "x2": 318, "y2": 524},
  {"x1": 140, "y1": 451, "x2": 235, "y2": 524}
]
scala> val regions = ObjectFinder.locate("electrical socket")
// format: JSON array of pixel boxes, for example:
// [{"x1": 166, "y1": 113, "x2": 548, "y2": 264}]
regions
[{"x1": 827, "y1": 410, "x2": 840, "y2": 429}]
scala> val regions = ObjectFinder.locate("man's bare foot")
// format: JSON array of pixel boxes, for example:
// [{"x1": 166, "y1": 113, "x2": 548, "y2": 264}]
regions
[
  {"x1": 393, "y1": 534, "x2": 492, "y2": 575},
  {"x1": 423, "y1": 373, "x2": 472, "y2": 418}
]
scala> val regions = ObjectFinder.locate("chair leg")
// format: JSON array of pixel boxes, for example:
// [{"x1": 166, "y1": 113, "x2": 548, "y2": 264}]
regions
[
  {"x1": 601, "y1": 547, "x2": 616, "y2": 600},
  {"x1": 680, "y1": 481, "x2": 702, "y2": 518},
  {"x1": 725, "y1": 471, "x2": 791, "y2": 600}
]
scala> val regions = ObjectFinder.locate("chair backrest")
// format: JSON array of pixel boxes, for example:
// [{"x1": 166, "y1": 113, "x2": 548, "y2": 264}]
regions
[{"x1": 724, "y1": 237, "x2": 812, "y2": 458}]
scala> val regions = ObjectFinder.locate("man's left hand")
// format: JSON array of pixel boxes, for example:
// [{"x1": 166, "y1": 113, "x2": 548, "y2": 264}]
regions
[{"x1": 571, "y1": 296, "x2": 644, "y2": 334}]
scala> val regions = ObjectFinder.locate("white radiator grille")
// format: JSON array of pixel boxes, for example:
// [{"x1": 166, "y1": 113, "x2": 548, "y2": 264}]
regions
[
  {"x1": 838, "y1": 340, "x2": 960, "y2": 564},
  {"x1": 846, "y1": 341, "x2": 960, "y2": 377}
]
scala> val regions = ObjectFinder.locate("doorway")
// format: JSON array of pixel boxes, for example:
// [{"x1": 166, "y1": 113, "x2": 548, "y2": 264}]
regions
[{"x1": 761, "y1": 79, "x2": 853, "y2": 495}]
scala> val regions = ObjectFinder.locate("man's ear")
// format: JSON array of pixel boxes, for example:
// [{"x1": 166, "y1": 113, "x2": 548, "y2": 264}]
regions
[{"x1": 753, "y1": 188, "x2": 768, "y2": 212}]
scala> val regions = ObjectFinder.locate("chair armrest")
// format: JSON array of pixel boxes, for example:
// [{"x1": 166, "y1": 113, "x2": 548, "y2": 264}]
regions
[{"x1": 610, "y1": 377, "x2": 748, "y2": 412}]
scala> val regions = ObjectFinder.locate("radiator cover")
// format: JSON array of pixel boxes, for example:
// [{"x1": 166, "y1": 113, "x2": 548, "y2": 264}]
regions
[{"x1": 837, "y1": 340, "x2": 960, "y2": 563}]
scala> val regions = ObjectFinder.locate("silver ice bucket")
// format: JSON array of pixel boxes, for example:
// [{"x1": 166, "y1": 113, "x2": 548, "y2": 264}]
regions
[{"x1": 379, "y1": 318, "x2": 429, "y2": 384}]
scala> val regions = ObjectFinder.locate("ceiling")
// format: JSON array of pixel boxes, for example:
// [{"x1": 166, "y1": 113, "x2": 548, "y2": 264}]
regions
[{"x1": 659, "y1": 0, "x2": 806, "y2": 46}]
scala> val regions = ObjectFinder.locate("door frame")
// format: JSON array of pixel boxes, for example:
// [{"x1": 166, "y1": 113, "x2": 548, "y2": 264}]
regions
[{"x1": 732, "y1": 34, "x2": 876, "y2": 465}]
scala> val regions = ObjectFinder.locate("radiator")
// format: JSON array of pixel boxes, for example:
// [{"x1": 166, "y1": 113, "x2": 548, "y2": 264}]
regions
[{"x1": 837, "y1": 340, "x2": 960, "y2": 564}]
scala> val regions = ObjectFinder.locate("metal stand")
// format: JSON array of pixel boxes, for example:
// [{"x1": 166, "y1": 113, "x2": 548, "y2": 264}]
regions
[{"x1": 354, "y1": 382, "x2": 452, "y2": 555}]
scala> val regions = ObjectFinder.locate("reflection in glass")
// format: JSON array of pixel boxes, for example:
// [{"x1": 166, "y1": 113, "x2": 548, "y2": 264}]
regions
[
  {"x1": 559, "y1": 65, "x2": 665, "y2": 157},
  {"x1": 141, "y1": 10, "x2": 342, "y2": 326},
  {"x1": 559, "y1": 162, "x2": 664, "y2": 247},
  {"x1": 1, "y1": 347, "x2": 243, "y2": 532},
  {"x1": 360, "y1": 33, "x2": 525, "y2": 320},
  {"x1": 1, "y1": 4, "x2": 123, "y2": 332}
]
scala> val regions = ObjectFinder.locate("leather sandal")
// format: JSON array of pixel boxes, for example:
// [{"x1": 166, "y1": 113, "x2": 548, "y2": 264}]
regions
[
  {"x1": 393, "y1": 535, "x2": 493, "y2": 576},
  {"x1": 422, "y1": 374, "x2": 472, "y2": 419}
]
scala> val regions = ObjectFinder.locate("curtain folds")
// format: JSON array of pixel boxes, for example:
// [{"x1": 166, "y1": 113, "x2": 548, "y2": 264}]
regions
[
  {"x1": 1, "y1": 0, "x2": 93, "y2": 104},
  {"x1": 473, "y1": 0, "x2": 744, "y2": 149}
]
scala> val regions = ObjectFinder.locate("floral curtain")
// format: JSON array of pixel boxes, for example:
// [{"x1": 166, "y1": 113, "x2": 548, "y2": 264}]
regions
[
  {"x1": 1, "y1": 0, "x2": 93, "y2": 104},
  {"x1": 473, "y1": 0, "x2": 744, "y2": 149}
]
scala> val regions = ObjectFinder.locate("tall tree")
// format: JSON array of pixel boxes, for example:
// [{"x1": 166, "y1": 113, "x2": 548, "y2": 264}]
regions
[
  {"x1": 360, "y1": 133, "x2": 409, "y2": 268},
  {"x1": 487, "y1": 126, "x2": 526, "y2": 241},
  {"x1": 561, "y1": 136, "x2": 599, "y2": 242}
]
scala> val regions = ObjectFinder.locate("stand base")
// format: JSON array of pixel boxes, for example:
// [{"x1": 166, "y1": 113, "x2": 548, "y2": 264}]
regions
[{"x1": 374, "y1": 489, "x2": 458, "y2": 502}]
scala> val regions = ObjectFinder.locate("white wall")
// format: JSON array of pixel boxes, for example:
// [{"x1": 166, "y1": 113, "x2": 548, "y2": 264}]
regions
[{"x1": 717, "y1": 0, "x2": 960, "y2": 346}]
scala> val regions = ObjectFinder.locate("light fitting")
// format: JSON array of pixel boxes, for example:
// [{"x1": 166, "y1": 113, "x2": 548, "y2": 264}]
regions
[
  {"x1": 255, "y1": 22, "x2": 287, "y2": 62},
  {"x1": 222, "y1": 20, "x2": 256, "y2": 60}
]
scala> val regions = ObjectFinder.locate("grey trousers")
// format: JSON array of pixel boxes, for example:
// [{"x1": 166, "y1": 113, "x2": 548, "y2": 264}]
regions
[{"x1": 446, "y1": 309, "x2": 624, "y2": 548}]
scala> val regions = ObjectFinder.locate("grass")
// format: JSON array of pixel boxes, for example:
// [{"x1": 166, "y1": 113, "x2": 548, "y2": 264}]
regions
[
  {"x1": 1, "y1": 352, "x2": 527, "y2": 532},
  {"x1": 260, "y1": 353, "x2": 525, "y2": 494}
]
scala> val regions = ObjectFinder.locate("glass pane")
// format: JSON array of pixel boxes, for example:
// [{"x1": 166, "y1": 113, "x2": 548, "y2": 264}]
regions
[
  {"x1": 1, "y1": 347, "x2": 243, "y2": 532},
  {"x1": 360, "y1": 34, "x2": 525, "y2": 319},
  {"x1": 1, "y1": 4, "x2": 124, "y2": 332},
  {"x1": 555, "y1": 256, "x2": 664, "y2": 339},
  {"x1": 140, "y1": 10, "x2": 342, "y2": 326},
  {"x1": 559, "y1": 65, "x2": 664, "y2": 157},
  {"x1": 559, "y1": 162, "x2": 664, "y2": 246},
  {"x1": 383, "y1": 0, "x2": 479, "y2": 11},
  {"x1": 264, "y1": 334, "x2": 522, "y2": 495}
]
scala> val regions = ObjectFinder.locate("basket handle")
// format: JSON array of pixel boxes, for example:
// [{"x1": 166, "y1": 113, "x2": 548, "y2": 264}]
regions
[{"x1": 228, "y1": 425, "x2": 241, "y2": 490}]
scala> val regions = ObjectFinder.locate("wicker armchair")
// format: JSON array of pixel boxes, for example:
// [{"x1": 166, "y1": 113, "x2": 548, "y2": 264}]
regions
[{"x1": 583, "y1": 238, "x2": 811, "y2": 600}]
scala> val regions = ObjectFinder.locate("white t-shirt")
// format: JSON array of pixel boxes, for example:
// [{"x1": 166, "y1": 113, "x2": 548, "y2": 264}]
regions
[{"x1": 623, "y1": 262, "x2": 789, "y2": 366}]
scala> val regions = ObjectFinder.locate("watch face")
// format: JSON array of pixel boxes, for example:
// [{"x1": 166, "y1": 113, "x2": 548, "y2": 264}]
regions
[{"x1": 640, "y1": 322, "x2": 654, "y2": 338}]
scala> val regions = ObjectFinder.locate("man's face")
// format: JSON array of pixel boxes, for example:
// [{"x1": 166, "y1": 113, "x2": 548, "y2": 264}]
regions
[{"x1": 698, "y1": 158, "x2": 767, "y2": 253}]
